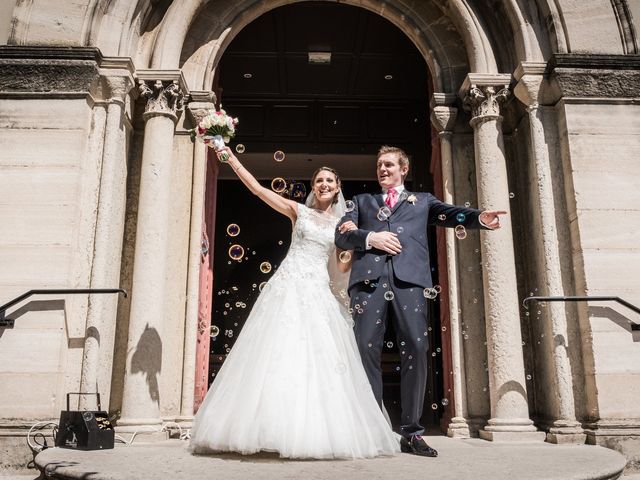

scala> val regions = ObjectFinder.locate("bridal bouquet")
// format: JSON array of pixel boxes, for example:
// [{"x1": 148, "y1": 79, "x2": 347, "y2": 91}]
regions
[{"x1": 189, "y1": 106, "x2": 239, "y2": 161}]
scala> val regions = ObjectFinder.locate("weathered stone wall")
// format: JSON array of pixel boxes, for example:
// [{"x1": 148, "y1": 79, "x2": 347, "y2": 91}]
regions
[
  {"x1": 560, "y1": 100, "x2": 640, "y2": 414},
  {"x1": 0, "y1": 85, "x2": 101, "y2": 424}
]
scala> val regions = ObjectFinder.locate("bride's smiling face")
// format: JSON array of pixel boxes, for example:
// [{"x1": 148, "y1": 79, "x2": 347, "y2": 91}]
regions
[{"x1": 312, "y1": 169, "x2": 340, "y2": 205}]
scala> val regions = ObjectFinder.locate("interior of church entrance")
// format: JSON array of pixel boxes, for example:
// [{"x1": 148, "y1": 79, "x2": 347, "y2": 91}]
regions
[{"x1": 204, "y1": 1, "x2": 447, "y2": 432}]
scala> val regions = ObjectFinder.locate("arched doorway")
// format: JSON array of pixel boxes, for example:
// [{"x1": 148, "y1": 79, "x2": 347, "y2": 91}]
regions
[{"x1": 198, "y1": 1, "x2": 447, "y2": 433}]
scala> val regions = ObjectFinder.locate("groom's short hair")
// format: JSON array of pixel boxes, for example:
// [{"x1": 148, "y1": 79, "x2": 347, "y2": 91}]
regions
[{"x1": 377, "y1": 145, "x2": 410, "y2": 169}]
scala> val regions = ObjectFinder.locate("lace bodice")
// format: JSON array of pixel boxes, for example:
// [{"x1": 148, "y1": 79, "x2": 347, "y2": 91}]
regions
[{"x1": 273, "y1": 204, "x2": 339, "y2": 282}]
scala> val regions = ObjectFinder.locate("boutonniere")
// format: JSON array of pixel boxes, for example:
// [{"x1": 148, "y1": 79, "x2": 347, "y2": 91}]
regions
[{"x1": 407, "y1": 194, "x2": 417, "y2": 205}]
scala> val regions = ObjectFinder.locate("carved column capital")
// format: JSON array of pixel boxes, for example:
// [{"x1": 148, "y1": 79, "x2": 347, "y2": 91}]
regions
[
  {"x1": 138, "y1": 78, "x2": 184, "y2": 122},
  {"x1": 97, "y1": 57, "x2": 136, "y2": 105},
  {"x1": 463, "y1": 85, "x2": 510, "y2": 125},
  {"x1": 430, "y1": 105, "x2": 458, "y2": 133},
  {"x1": 429, "y1": 92, "x2": 458, "y2": 133},
  {"x1": 458, "y1": 73, "x2": 512, "y2": 128},
  {"x1": 513, "y1": 62, "x2": 549, "y2": 111},
  {"x1": 185, "y1": 90, "x2": 217, "y2": 126}
]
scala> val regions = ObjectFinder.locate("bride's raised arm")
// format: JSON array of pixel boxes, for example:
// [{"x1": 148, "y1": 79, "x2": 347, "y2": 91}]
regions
[{"x1": 216, "y1": 147, "x2": 298, "y2": 222}]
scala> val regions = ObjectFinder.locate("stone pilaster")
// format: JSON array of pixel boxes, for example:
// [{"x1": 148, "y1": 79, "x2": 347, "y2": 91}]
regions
[
  {"x1": 117, "y1": 71, "x2": 187, "y2": 435},
  {"x1": 430, "y1": 93, "x2": 470, "y2": 439},
  {"x1": 79, "y1": 57, "x2": 136, "y2": 410},
  {"x1": 514, "y1": 62, "x2": 585, "y2": 444},
  {"x1": 176, "y1": 90, "x2": 216, "y2": 425},
  {"x1": 460, "y1": 74, "x2": 544, "y2": 442}
]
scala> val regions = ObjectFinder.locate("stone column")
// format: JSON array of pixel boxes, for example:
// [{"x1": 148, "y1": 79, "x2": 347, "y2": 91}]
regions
[
  {"x1": 430, "y1": 94, "x2": 470, "y2": 438},
  {"x1": 176, "y1": 91, "x2": 216, "y2": 425},
  {"x1": 117, "y1": 72, "x2": 186, "y2": 433},
  {"x1": 514, "y1": 63, "x2": 585, "y2": 443},
  {"x1": 460, "y1": 74, "x2": 544, "y2": 441},
  {"x1": 79, "y1": 59, "x2": 135, "y2": 410}
]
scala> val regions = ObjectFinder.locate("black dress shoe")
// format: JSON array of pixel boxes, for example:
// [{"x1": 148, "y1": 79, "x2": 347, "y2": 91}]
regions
[{"x1": 400, "y1": 435, "x2": 438, "y2": 457}]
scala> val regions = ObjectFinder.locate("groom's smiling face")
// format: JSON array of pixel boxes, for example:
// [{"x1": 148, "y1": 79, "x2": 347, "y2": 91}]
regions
[{"x1": 377, "y1": 152, "x2": 408, "y2": 190}]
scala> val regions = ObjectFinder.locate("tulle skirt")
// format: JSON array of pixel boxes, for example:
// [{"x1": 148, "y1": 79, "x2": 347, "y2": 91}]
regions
[{"x1": 189, "y1": 275, "x2": 399, "y2": 459}]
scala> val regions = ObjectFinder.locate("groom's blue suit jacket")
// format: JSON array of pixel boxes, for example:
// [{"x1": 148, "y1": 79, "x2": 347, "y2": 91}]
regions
[{"x1": 335, "y1": 192, "x2": 485, "y2": 291}]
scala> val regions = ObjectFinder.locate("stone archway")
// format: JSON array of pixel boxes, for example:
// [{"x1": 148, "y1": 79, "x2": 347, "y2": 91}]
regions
[
  {"x1": 162, "y1": 0, "x2": 550, "y2": 442},
  {"x1": 99, "y1": 0, "x2": 552, "y2": 442},
  {"x1": 6, "y1": 0, "x2": 581, "y2": 444}
]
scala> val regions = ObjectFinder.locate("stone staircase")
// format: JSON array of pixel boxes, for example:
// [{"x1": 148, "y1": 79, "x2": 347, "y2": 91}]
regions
[{"x1": 23, "y1": 436, "x2": 629, "y2": 480}]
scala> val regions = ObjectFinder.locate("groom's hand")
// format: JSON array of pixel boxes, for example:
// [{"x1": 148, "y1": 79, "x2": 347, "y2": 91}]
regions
[
  {"x1": 479, "y1": 210, "x2": 508, "y2": 230},
  {"x1": 369, "y1": 231, "x2": 402, "y2": 255}
]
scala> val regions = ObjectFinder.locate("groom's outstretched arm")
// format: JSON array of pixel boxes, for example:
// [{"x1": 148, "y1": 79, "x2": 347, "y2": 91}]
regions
[
  {"x1": 426, "y1": 193, "x2": 487, "y2": 229},
  {"x1": 335, "y1": 198, "x2": 369, "y2": 251}
]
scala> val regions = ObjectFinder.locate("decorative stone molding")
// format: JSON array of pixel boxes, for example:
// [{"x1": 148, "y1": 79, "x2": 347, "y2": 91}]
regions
[
  {"x1": 0, "y1": 46, "x2": 138, "y2": 106},
  {"x1": 0, "y1": 46, "x2": 102, "y2": 96},
  {"x1": 611, "y1": 0, "x2": 638, "y2": 55},
  {"x1": 549, "y1": 54, "x2": 640, "y2": 99}
]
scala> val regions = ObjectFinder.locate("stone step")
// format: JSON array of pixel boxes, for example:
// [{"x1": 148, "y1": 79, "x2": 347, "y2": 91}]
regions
[{"x1": 33, "y1": 436, "x2": 628, "y2": 480}]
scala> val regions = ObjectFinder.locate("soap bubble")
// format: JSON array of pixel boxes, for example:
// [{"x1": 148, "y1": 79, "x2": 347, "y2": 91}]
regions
[
  {"x1": 456, "y1": 213, "x2": 466, "y2": 223},
  {"x1": 377, "y1": 206, "x2": 392, "y2": 221},
  {"x1": 386, "y1": 341, "x2": 394, "y2": 348},
  {"x1": 335, "y1": 363, "x2": 347, "y2": 374},
  {"x1": 509, "y1": 192, "x2": 515, "y2": 199},
  {"x1": 235, "y1": 144, "x2": 245, "y2": 154},
  {"x1": 226, "y1": 224, "x2": 240, "y2": 236},
  {"x1": 210, "y1": 325, "x2": 220, "y2": 337},
  {"x1": 455, "y1": 225, "x2": 467, "y2": 240},
  {"x1": 271, "y1": 177, "x2": 287, "y2": 193},
  {"x1": 397, "y1": 226, "x2": 404, "y2": 234},
  {"x1": 228, "y1": 244, "x2": 244, "y2": 260},
  {"x1": 339, "y1": 251, "x2": 352, "y2": 263},
  {"x1": 384, "y1": 291, "x2": 395, "y2": 301},
  {"x1": 431, "y1": 403, "x2": 438, "y2": 410},
  {"x1": 464, "y1": 201, "x2": 471, "y2": 207},
  {"x1": 345, "y1": 200, "x2": 355, "y2": 212},
  {"x1": 438, "y1": 214, "x2": 446, "y2": 221},
  {"x1": 441, "y1": 398, "x2": 449, "y2": 406},
  {"x1": 273, "y1": 150, "x2": 286, "y2": 162},
  {"x1": 260, "y1": 262, "x2": 272, "y2": 273},
  {"x1": 433, "y1": 285, "x2": 442, "y2": 294},
  {"x1": 423, "y1": 288, "x2": 437, "y2": 300}
]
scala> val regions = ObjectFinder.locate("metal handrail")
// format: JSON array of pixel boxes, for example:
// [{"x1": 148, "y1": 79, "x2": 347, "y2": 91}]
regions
[
  {"x1": 523, "y1": 295, "x2": 640, "y2": 331},
  {"x1": 0, "y1": 289, "x2": 127, "y2": 327}
]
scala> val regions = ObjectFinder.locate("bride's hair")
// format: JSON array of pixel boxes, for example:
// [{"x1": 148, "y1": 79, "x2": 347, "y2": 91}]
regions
[{"x1": 310, "y1": 166, "x2": 342, "y2": 205}]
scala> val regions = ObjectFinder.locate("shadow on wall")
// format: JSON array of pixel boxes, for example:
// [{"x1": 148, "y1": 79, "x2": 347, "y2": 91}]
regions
[
  {"x1": 589, "y1": 306, "x2": 640, "y2": 343},
  {"x1": 0, "y1": 299, "x2": 65, "y2": 338},
  {"x1": 497, "y1": 379, "x2": 528, "y2": 404},
  {"x1": 130, "y1": 324, "x2": 162, "y2": 404}
]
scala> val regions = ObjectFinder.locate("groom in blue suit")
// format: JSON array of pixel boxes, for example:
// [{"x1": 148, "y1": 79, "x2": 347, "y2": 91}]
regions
[{"x1": 335, "y1": 145, "x2": 504, "y2": 456}]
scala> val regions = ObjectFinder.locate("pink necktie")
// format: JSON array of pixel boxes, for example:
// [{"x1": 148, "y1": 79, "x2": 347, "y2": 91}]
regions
[{"x1": 385, "y1": 188, "x2": 398, "y2": 209}]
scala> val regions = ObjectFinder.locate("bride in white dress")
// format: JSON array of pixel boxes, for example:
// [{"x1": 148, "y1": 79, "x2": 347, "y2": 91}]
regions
[{"x1": 189, "y1": 147, "x2": 399, "y2": 459}]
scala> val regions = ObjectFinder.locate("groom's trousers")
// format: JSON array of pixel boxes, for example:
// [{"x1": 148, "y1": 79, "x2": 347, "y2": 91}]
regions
[{"x1": 350, "y1": 259, "x2": 429, "y2": 438}]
